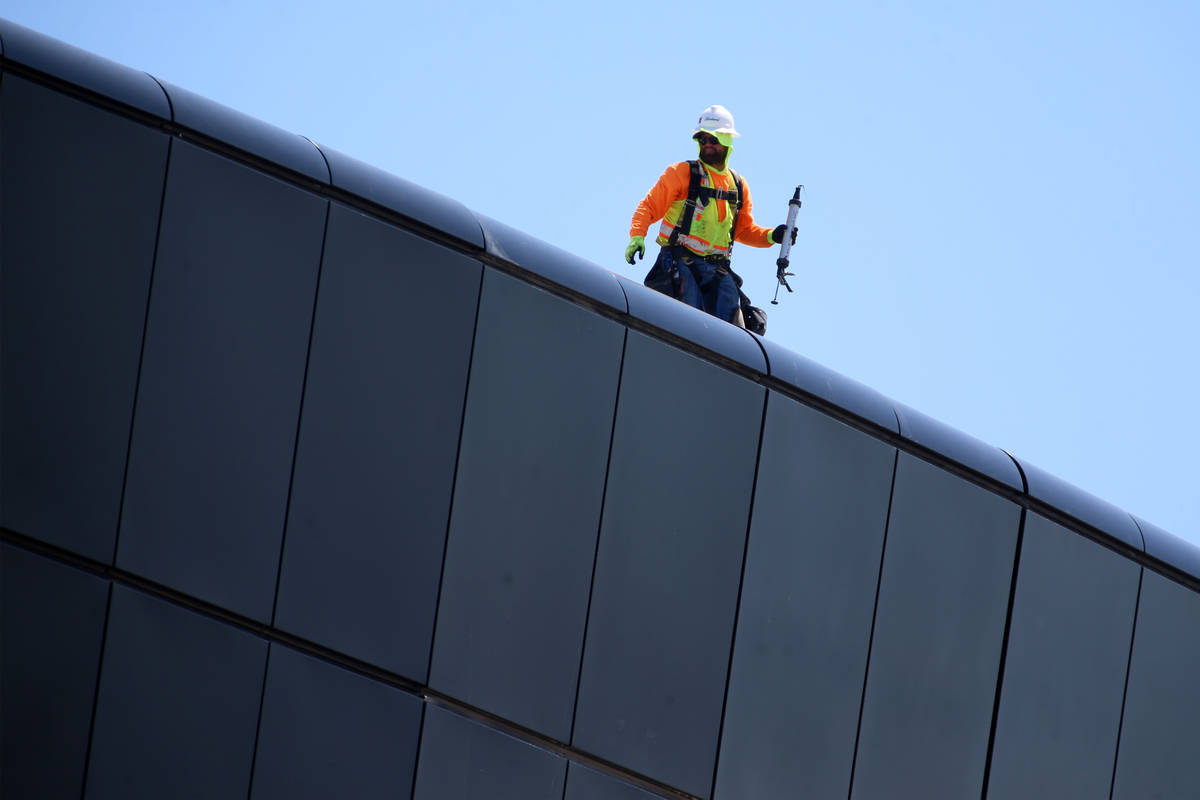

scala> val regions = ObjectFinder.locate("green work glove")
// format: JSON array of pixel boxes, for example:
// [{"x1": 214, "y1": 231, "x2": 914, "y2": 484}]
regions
[{"x1": 625, "y1": 235, "x2": 645, "y2": 265}]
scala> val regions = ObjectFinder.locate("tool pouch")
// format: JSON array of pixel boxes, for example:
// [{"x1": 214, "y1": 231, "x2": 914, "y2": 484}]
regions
[{"x1": 643, "y1": 252, "x2": 681, "y2": 298}]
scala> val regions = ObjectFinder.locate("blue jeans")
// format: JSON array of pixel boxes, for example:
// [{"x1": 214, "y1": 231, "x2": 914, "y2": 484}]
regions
[{"x1": 658, "y1": 248, "x2": 740, "y2": 323}]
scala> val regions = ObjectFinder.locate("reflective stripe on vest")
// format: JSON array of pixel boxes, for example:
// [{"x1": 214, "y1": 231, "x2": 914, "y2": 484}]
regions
[{"x1": 656, "y1": 161, "x2": 742, "y2": 256}]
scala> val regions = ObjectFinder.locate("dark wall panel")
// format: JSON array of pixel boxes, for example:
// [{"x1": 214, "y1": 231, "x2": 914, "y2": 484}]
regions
[
  {"x1": 2, "y1": 545, "x2": 109, "y2": 799},
  {"x1": 412, "y1": 706, "x2": 566, "y2": 800},
  {"x1": 573, "y1": 331, "x2": 766, "y2": 798},
  {"x1": 565, "y1": 764, "x2": 662, "y2": 800},
  {"x1": 714, "y1": 393, "x2": 895, "y2": 800},
  {"x1": 851, "y1": 454, "x2": 1019, "y2": 800},
  {"x1": 86, "y1": 585, "x2": 267, "y2": 800},
  {"x1": 429, "y1": 269, "x2": 623, "y2": 740},
  {"x1": 1112, "y1": 570, "x2": 1200, "y2": 799},
  {"x1": 272, "y1": 203, "x2": 480, "y2": 679},
  {"x1": 117, "y1": 141, "x2": 326, "y2": 622},
  {"x1": 250, "y1": 644, "x2": 422, "y2": 800},
  {"x1": 0, "y1": 76, "x2": 167, "y2": 562},
  {"x1": 987, "y1": 514, "x2": 1139, "y2": 799}
]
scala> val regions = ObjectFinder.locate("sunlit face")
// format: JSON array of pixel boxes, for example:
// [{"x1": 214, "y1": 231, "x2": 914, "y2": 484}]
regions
[{"x1": 695, "y1": 132, "x2": 728, "y2": 166}]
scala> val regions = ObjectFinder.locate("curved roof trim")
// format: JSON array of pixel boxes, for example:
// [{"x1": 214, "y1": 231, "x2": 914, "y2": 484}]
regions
[{"x1": 0, "y1": 18, "x2": 169, "y2": 118}]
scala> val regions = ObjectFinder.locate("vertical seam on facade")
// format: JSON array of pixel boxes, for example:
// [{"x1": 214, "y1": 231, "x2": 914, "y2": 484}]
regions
[
  {"x1": 244, "y1": 642, "x2": 274, "y2": 800},
  {"x1": 1108, "y1": 566, "x2": 1143, "y2": 800},
  {"x1": 707, "y1": 386, "x2": 771, "y2": 799},
  {"x1": 269, "y1": 201, "x2": 331, "y2": 627},
  {"x1": 422, "y1": 263, "x2": 487, "y2": 686},
  {"x1": 558, "y1": 755, "x2": 572, "y2": 800},
  {"x1": 78, "y1": 581, "x2": 115, "y2": 800},
  {"x1": 111, "y1": 135, "x2": 173, "y2": 567},
  {"x1": 408, "y1": 703, "x2": 429, "y2": 800},
  {"x1": 979, "y1": 506, "x2": 1027, "y2": 799},
  {"x1": 567, "y1": 326, "x2": 628, "y2": 747},
  {"x1": 846, "y1": 448, "x2": 900, "y2": 800},
  {"x1": 0, "y1": 69, "x2": 7, "y2": 529}
]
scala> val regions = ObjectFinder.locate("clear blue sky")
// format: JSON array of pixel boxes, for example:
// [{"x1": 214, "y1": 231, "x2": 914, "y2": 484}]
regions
[{"x1": 6, "y1": 1, "x2": 1198, "y2": 548}]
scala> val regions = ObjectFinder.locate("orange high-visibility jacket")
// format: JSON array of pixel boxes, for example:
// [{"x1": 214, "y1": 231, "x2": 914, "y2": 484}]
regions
[{"x1": 629, "y1": 161, "x2": 775, "y2": 257}]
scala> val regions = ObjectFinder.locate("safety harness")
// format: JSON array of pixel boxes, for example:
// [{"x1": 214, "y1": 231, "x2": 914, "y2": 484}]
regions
[
  {"x1": 645, "y1": 160, "x2": 767, "y2": 334},
  {"x1": 666, "y1": 160, "x2": 744, "y2": 260}
]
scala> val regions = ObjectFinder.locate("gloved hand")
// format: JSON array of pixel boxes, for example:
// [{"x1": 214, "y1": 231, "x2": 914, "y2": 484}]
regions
[
  {"x1": 625, "y1": 235, "x2": 645, "y2": 264},
  {"x1": 771, "y1": 225, "x2": 797, "y2": 246}
]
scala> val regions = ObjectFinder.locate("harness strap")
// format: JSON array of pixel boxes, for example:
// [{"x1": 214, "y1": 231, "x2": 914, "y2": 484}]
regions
[
  {"x1": 668, "y1": 160, "x2": 743, "y2": 252},
  {"x1": 697, "y1": 186, "x2": 740, "y2": 203},
  {"x1": 668, "y1": 161, "x2": 704, "y2": 246}
]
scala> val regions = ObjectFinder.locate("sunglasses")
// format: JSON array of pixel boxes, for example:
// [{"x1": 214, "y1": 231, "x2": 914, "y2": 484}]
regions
[{"x1": 694, "y1": 133, "x2": 721, "y2": 146}]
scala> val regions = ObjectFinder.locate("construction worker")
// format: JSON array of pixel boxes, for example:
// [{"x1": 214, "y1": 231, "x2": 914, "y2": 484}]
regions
[{"x1": 625, "y1": 105, "x2": 795, "y2": 325}]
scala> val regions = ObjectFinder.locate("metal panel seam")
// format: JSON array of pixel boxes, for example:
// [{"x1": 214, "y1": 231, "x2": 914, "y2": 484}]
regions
[
  {"x1": 979, "y1": 507, "x2": 1028, "y2": 799},
  {"x1": 0, "y1": 67, "x2": 6, "y2": 528},
  {"x1": 846, "y1": 448, "x2": 901, "y2": 800},
  {"x1": 1107, "y1": 566, "x2": 1144, "y2": 800},
  {"x1": 567, "y1": 327, "x2": 629, "y2": 746},
  {"x1": 1003, "y1": 449, "x2": 1030, "y2": 495},
  {"x1": 269, "y1": 201, "x2": 332, "y2": 627},
  {"x1": 613, "y1": 269, "x2": 631, "y2": 315},
  {"x1": 111, "y1": 135, "x2": 174, "y2": 566},
  {"x1": 244, "y1": 640, "x2": 275, "y2": 800},
  {"x1": 422, "y1": 690, "x2": 694, "y2": 800},
  {"x1": 408, "y1": 704, "x2": 429, "y2": 800},
  {"x1": 144, "y1": 72, "x2": 173, "y2": 121},
  {"x1": 562, "y1": 326, "x2": 628, "y2": 798},
  {"x1": 422, "y1": 262, "x2": 487, "y2": 686},
  {"x1": 301, "y1": 136, "x2": 332, "y2": 186},
  {"x1": 1128, "y1": 513, "x2": 1146, "y2": 552},
  {"x1": 707, "y1": 385, "x2": 772, "y2": 800},
  {"x1": 747, "y1": 332, "x2": 771, "y2": 380},
  {"x1": 76, "y1": 581, "x2": 115, "y2": 799},
  {"x1": 2, "y1": 528, "x2": 425, "y2": 696}
]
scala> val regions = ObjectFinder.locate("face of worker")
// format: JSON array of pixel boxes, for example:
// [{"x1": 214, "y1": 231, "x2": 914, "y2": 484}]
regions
[{"x1": 695, "y1": 133, "x2": 728, "y2": 167}]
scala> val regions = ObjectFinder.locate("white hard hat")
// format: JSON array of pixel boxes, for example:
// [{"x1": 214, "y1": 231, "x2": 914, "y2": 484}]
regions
[{"x1": 693, "y1": 105, "x2": 740, "y2": 138}]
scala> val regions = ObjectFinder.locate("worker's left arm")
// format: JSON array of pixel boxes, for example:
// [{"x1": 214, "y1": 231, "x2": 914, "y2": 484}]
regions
[{"x1": 732, "y1": 180, "x2": 781, "y2": 247}]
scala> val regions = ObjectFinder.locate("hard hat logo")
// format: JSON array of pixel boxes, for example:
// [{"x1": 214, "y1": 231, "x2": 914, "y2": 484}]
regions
[{"x1": 693, "y1": 104, "x2": 740, "y2": 138}]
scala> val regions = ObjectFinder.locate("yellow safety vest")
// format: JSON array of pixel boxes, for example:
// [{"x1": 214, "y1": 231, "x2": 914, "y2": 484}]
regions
[{"x1": 656, "y1": 161, "x2": 743, "y2": 257}]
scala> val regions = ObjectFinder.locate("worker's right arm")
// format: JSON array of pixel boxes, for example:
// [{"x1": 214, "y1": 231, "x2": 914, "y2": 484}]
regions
[{"x1": 629, "y1": 163, "x2": 690, "y2": 238}]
